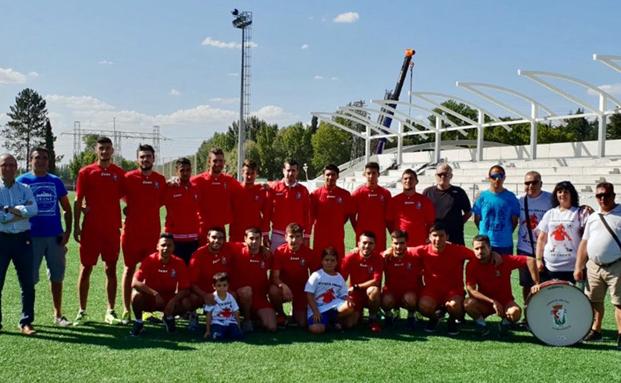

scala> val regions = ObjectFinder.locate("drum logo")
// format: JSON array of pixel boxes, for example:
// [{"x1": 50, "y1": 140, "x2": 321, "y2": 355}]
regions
[{"x1": 551, "y1": 304, "x2": 567, "y2": 328}]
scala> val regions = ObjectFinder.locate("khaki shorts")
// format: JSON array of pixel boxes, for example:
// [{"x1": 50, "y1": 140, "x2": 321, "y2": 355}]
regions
[{"x1": 586, "y1": 259, "x2": 621, "y2": 306}]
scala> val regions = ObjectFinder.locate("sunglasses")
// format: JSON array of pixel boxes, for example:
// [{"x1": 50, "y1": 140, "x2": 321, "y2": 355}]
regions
[
  {"x1": 436, "y1": 173, "x2": 451, "y2": 177},
  {"x1": 489, "y1": 173, "x2": 505, "y2": 180},
  {"x1": 524, "y1": 180, "x2": 540, "y2": 186},
  {"x1": 595, "y1": 192, "x2": 613, "y2": 199}
]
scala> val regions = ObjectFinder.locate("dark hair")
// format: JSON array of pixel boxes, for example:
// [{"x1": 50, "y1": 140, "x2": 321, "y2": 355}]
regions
[
  {"x1": 364, "y1": 162, "x2": 380, "y2": 172},
  {"x1": 207, "y1": 227, "x2": 226, "y2": 237},
  {"x1": 284, "y1": 159, "x2": 299, "y2": 169},
  {"x1": 321, "y1": 247, "x2": 339, "y2": 260},
  {"x1": 212, "y1": 272, "x2": 229, "y2": 284},
  {"x1": 30, "y1": 147, "x2": 49, "y2": 158},
  {"x1": 175, "y1": 157, "x2": 191, "y2": 168},
  {"x1": 285, "y1": 223, "x2": 304, "y2": 236},
  {"x1": 96, "y1": 136, "x2": 113, "y2": 145},
  {"x1": 429, "y1": 221, "x2": 447, "y2": 234},
  {"x1": 324, "y1": 164, "x2": 340, "y2": 175},
  {"x1": 472, "y1": 234, "x2": 491, "y2": 246},
  {"x1": 402, "y1": 168, "x2": 418, "y2": 179},
  {"x1": 244, "y1": 227, "x2": 262, "y2": 236},
  {"x1": 160, "y1": 232, "x2": 174, "y2": 240},
  {"x1": 551, "y1": 181, "x2": 579, "y2": 208},
  {"x1": 243, "y1": 159, "x2": 258, "y2": 171},
  {"x1": 390, "y1": 230, "x2": 408, "y2": 240},
  {"x1": 359, "y1": 231, "x2": 376, "y2": 241},
  {"x1": 488, "y1": 164, "x2": 505, "y2": 176},
  {"x1": 595, "y1": 182, "x2": 615, "y2": 194},
  {"x1": 137, "y1": 144, "x2": 155, "y2": 156},
  {"x1": 209, "y1": 147, "x2": 224, "y2": 157}
]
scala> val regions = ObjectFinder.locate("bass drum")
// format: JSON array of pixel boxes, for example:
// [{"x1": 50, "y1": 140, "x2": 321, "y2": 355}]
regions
[{"x1": 525, "y1": 280, "x2": 593, "y2": 346}]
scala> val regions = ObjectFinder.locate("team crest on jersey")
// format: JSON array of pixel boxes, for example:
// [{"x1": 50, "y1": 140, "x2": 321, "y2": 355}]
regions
[
  {"x1": 299, "y1": 258, "x2": 306, "y2": 267},
  {"x1": 260, "y1": 260, "x2": 266, "y2": 269},
  {"x1": 221, "y1": 257, "x2": 227, "y2": 265},
  {"x1": 416, "y1": 201, "x2": 421, "y2": 209},
  {"x1": 154, "y1": 181, "x2": 160, "y2": 189},
  {"x1": 406, "y1": 262, "x2": 412, "y2": 271},
  {"x1": 296, "y1": 192, "x2": 301, "y2": 200},
  {"x1": 379, "y1": 195, "x2": 385, "y2": 201},
  {"x1": 368, "y1": 266, "x2": 374, "y2": 273},
  {"x1": 337, "y1": 197, "x2": 343, "y2": 204},
  {"x1": 171, "y1": 269, "x2": 177, "y2": 279}
]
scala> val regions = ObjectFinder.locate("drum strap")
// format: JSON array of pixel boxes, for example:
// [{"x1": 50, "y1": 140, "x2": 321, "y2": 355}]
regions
[
  {"x1": 598, "y1": 213, "x2": 621, "y2": 253},
  {"x1": 524, "y1": 197, "x2": 536, "y2": 255}
]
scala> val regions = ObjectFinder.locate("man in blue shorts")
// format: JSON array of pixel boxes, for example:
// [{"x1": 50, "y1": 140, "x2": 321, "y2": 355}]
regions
[
  {"x1": 18, "y1": 147, "x2": 73, "y2": 326},
  {"x1": 472, "y1": 165, "x2": 520, "y2": 255}
]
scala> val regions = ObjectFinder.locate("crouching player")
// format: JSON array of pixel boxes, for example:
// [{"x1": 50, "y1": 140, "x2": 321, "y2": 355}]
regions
[
  {"x1": 129, "y1": 233, "x2": 190, "y2": 336},
  {"x1": 382, "y1": 230, "x2": 423, "y2": 329},
  {"x1": 203, "y1": 272, "x2": 242, "y2": 341},
  {"x1": 269, "y1": 223, "x2": 316, "y2": 327},
  {"x1": 340, "y1": 231, "x2": 384, "y2": 332},
  {"x1": 305, "y1": 247, "x2": 355, "y2": 334},
  {"x1": 464, "y1": 235, "x2": 540, "y2": 337}
]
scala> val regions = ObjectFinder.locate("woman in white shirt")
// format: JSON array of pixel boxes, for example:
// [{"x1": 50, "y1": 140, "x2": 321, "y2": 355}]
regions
[{"x1": 535, "y1": 181, "x2": 590, "y2": 283}]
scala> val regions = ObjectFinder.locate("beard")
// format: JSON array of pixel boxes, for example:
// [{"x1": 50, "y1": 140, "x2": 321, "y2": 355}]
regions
[{"x1": 140, "y1": 164, "x2": 153, "y2": 171}]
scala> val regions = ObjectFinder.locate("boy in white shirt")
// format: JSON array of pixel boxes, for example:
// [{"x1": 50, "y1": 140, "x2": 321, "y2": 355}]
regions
[
  {"x1": 204, "y1": 272, "x2": 242, "y2": 340},
  {"x1": 305, "y1": 247, "x2": 355, "y2": 334}
]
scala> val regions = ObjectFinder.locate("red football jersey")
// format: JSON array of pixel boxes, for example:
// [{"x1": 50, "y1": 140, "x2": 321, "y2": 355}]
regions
[
  {"x1": 386, "y1": 192, "x2": 436, "y2": 247},
  {"x1": 351, "y1": 184, "x2": 391, "y2": 252},
  {"x1": 188, "y1": 242, "x2": 236, "y2": 293},
  {"x1": 340, "y1": 250, "x2": 384, "y2": 286},
  {"x1": 268, "y1": 181, "x2": 311, "y2": 236},
  {"x1": 465, "y1": 255, "x2": 527, "y2": 304},
  {"x1": 414, "y1": 243, "x2": 474, "y2": 291},
  {"x1": 272, "y1": 243, "x2": 317, "y2": 292},
  {"x1": 123, "y1": 170, "x2": 166, "y2": 237},
  {"x1": 75, "y1": 163, "x2": 125, "y2": 230},
  {"x1": 134, "y1": 252, "x2": 190, "y2": 295},
  {"x1": 383, "y1": 248, "x2": 423, "y2": 292},
  {"x1": 231, "y1": 243, "x2": 272, "y2": 291},
  {"x1": 310, "y1": 185, "x2": 354, "y2": 257},
  {"x1": 164, "y1": 181, "x2": 201, "y2": 241},
  {"x1": 230, "y1": 184, "x2": 271, "y2": 242},
  {"x1": 191, "y1": 172, "x2": 242, "y2": 234}
]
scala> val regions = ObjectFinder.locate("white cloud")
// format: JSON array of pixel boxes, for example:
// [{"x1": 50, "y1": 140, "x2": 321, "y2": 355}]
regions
[
  {"x1": 313, "y1": 75, "x2": 324, "y2": 80},
  {"x1": 98, "y1": 60, "x2": 114, "y2": 65},
  {"x1": 169, "y1": 89, "x2": 181, "y2": 96},
  {"x1": 253, "y1": 105, "x2": 298, "y2": 126},
  {"x1": 333, "y1": 12, "x2": 359, "y2": 23},
  {"x1": 0, "y1": 67, "x2": 27, "y2": 84},
  {"x1": 330, "y1": 76, "x2": 339, "y2": 81},
  {"x1": 201, "y1": 37, "x2": 258, "y2": 49},
  {"x1": 46, "y1": 94, "x2": 115, "y2": 111},
  {"x1": 28, "y1": 71, "x2": 39, "y2": 78},
  {"x1": 209, "y1": 97, "x2": 239, "y2": 105},
  {"x1": 588, "y1": 83, "x2": 621, "y2": 97},
  {"x1": 301, "y1": 44, "x2": 309, "y2": 50}
]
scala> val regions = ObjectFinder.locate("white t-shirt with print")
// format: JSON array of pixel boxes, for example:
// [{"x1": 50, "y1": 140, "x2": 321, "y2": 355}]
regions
[
  {"x1": 518, "y1": 191, "x2": 552, "y2": 254},
  {"x1": 304, "y1": 269, "x2": 348, "y2": 317},
  {"x1": 204, "y1": 292, "x2": 239, "y2": 326},
  {"x1": 583, "y1": 204, "x2": 621, "y2": 265},
  {"x1": 537, "y1": 206, "x2": 586, "y2": 272}
]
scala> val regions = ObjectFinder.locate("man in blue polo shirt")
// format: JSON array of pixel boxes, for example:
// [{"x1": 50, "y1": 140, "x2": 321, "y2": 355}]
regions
[{"x1": 18, "y1": 147, "x2": 72, "y2": 326}]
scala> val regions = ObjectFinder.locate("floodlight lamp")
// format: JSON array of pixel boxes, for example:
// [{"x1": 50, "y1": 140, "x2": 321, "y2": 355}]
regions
[
  {"x1": 231, "y1": 9, "x2": 239, "y2": 16},
  {"x1": 232, "y1": 10, "x2": 252, "y2": 29}
]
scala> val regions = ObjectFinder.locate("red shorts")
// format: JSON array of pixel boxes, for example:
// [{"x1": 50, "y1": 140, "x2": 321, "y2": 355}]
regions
[
  {"x1": 141, "y1": 292, "x2": 176, "y2": 312},
  {"x1": 79, "y1": 226, "x2": 120, "y2": 267},
  {"x1": 348, "y1": 289, "x2": 370, "y2": 312},
  {"x1": 291, "y1": 290, "x2": 307, "y2": 314},
  {"x1": 382, "y1": 285, "x2": 420, "y2": 306},
  {"x1": 420, "y1": 286, "x2": 464, "y2": 305},
  {"x1": 121, "y1": 233, "x2": 159, "y2": 267}
]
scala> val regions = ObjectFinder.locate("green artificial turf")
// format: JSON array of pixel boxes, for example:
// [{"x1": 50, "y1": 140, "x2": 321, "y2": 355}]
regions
[{"x1": 0, "y1": 199, "x2": 619, "y2": 382}]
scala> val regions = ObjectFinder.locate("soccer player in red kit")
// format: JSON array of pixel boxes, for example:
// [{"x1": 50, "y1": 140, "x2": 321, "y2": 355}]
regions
[
  {"x1": 230, "y1": 160, "x2": 271, "y2": 244},
  {"x1": 269, "y1": 223, "x2": 317, "y2": 327},
  {"x1": 267, "y1": 160, "x2": 311, "y2": 251},
  {"x1": 382, "y1": 230, "x2": 422, "y2": 330},
  {"x1": 464, "y1": 234, "x2": 540, "y2": 337},
  {"x1": 73, "y1": 136, "x2": 125, "y2": 325},
  {"x1": 129, "y1": 233, "x2": 190, "y2": 336},
  {"x1": 121, "y1": 144, "x2": 167, "y2": 323},
  {"x1": 232, "y1": 227, "x2": 277, "y2": 332},
  {"x1": 340, "y1": 231, "x2": 384, "y2": 332},
  {"x1": 415, "y1": 223, "x2": 475, "y2": 336},
  {"x1": 191, "y1": 147, "x2": 242, "y2": 240},
  {"x1": 164, "y1": 157, "x2": 201, "y2": 265},
  {"x1": 386, "y1": 169, "x2": 435, "y2": 247},
  {"x1": 351, "y1": 162, "x2": 391, "y2": 252},
  {"x1": 310, "y1": 164, "x2": 354, "y2": 258}
]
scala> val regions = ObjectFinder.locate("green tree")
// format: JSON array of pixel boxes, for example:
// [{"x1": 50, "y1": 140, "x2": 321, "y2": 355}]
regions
[
  {"x1": 3, "y1": 88, "x2": 48, "y2": 169},
  {"x1": 274, "y1": 122, "x2": 314, "y2": 177},
  {"x1": 311, "y1": 122, "x2": 352, "y2": 171},
  {"x1": 606, "y1": 113, "x2": 621, "y2": 139},
  {"x1": 43, "y1": 119, "x2": 62, "y2": 174}
]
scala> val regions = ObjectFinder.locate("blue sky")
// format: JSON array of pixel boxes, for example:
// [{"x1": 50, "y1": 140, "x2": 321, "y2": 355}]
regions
[{"x1": 1, "y1": 0, "x2": 620, "y2": 163}]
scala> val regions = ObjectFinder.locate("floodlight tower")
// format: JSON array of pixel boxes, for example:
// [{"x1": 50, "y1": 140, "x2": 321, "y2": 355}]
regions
[{"x1": 232, "y1": 9, "x2": 253, "y2": 180}]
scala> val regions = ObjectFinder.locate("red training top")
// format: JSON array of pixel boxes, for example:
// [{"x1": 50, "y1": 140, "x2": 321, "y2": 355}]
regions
[
  {"x1": 134, "y1": 252, "x2": 190, "y2": 295},
  {"x1": 340, "y1": 250, "x2": 384, "y2": 286},
  {"x1": 268, "y1": 180, "x2": 311, "y2": 237},
  {"x1": 188, "y1": 242, "x2": 236, "y2": 293},
  {"x1": 382, "y1": 247, "x2": 423, "y2": 292},
  {"x1": 310, "y1": 185, "x2": 354, "y2": 257},
  {"x1": 230, "y1": 183, "x2": 271, "y2": 242},
  {"x1": 191, "y1": 172, "x2": 242, "y2": 235},
  {"x1": 123, "y1": 169, "x2": 166, "y2": 238},
  {"x1": 76, "y1": 163, "x2": 125, "y2": 230},
  {"x1": 386, "y1": 192, "x2": 436, "y2": 247},
  {"x1": 465, "y1": 255, "x2": 528, "y2": 304},
  {"x1": 164, "y1": 181, "x2": 201, "y2": 241},
  {"x1": 351, "y1": 184, "x2": 391, "y2": 252},
  {"x1": 272, "y1": 243, "x2": 317, "y2": 293},
  {"x1": 413, "y1": 243, "x2": 474, "y2": 291}
]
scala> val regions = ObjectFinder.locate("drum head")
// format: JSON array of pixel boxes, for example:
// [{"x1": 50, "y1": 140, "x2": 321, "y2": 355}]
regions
[{"x1": 526, "y1": 281, "x2": 593, "y2": 346}]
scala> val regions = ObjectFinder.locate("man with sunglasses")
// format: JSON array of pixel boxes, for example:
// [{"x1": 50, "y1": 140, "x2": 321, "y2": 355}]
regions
[
  {"x1": 423, "y1": 163, "x2": 471, "y2": 245},
  {"x1": 472, "y1": 165, "x2": 520, "y2": 255},
  {"x1": 517, "y1": 171, "x2": 551, "y2": 304},
  {"x1": 575, "y1": 182, "x2": 621, "y2": 349}
]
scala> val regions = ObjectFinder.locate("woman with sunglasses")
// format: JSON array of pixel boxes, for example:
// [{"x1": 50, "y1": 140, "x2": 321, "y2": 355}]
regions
[{"x1": 535, "y1": 181, "x2": 591, "y2": 282}]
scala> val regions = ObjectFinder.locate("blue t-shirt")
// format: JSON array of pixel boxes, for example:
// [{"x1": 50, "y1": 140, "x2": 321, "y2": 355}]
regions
[
  {"x1": 17, "y1": 172, "x2": 68, "y2": 237},
  {"x1": 472, "y1": 189, "x2": 520, "y2": 248}
]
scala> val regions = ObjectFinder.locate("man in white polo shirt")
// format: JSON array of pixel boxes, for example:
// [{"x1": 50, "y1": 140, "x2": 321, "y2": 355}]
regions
[{"x1": 575, "y1": 182, "x2": 621, "y2": 350}]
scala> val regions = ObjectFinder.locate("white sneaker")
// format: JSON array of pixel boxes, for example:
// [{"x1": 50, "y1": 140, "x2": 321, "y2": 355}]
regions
[{"x1": 54, "y1": 316, "x2": 72, "y2": 327}]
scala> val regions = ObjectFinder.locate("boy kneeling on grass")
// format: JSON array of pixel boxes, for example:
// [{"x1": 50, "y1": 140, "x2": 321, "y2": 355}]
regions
[
  {"x1": 305, "y1": 247, "x2": 355, "y2": 334},
  {"x1": 204, "y1": 272, "x2": 242, "y2": 341}
]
